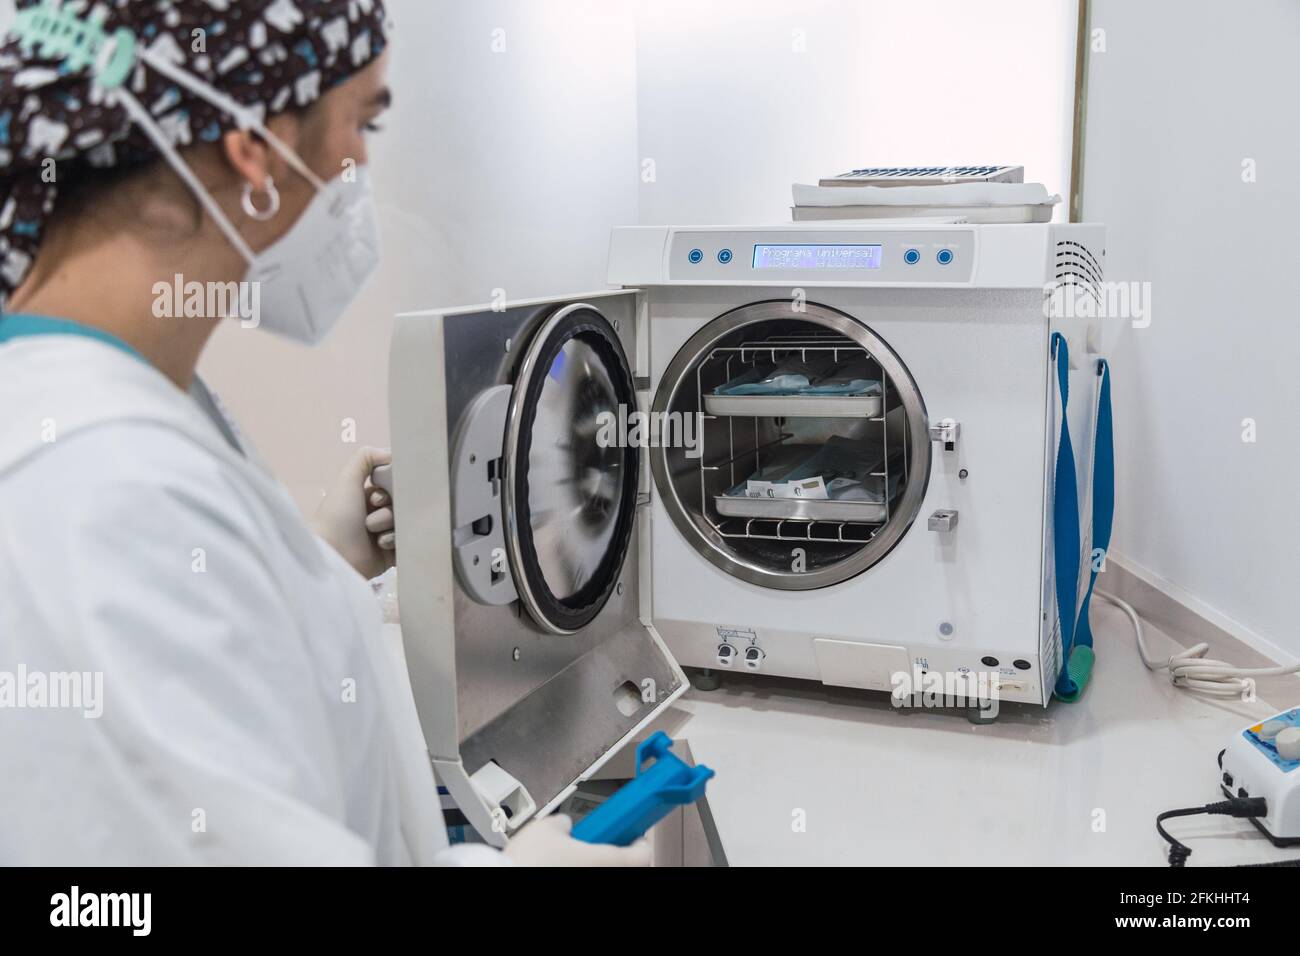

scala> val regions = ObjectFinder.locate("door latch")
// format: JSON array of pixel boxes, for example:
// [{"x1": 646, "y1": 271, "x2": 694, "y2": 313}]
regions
[
  {"x1": 929, "y1": 418, "x2": 960, "y2": 451},
  {"x1": 928, "y1": 509, "x2": 959, "y2": 532}
]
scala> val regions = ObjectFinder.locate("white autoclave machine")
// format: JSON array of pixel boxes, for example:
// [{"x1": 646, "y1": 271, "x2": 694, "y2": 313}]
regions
[{"x1": 389, "y1": 221, "x2": 1107, "y2": 843}]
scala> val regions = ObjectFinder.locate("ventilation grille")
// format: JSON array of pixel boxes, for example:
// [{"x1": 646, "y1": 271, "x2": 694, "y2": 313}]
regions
[
  {"x1": 1040, "y1": 616, "x2": 1061, "y2": 702},
  {"x1": 1052, "y1": 239, "x2": 1105, "y2": 308}
]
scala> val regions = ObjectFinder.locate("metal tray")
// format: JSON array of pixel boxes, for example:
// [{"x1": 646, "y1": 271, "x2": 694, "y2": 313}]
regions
[
  {"x1": 703, "y1": 392, "x2": 883, "y2": 419},
  {"x1": 714, "y1": 493, "x2": 888, "y2": 523}
]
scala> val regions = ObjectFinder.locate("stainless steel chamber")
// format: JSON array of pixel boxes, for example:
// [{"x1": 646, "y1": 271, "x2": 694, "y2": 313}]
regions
[{"x1": 650, "y1": 301, "x2": 932, "y2": 591}]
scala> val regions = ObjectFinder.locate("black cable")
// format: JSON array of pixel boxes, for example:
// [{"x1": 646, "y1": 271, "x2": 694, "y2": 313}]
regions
[
  {"x1": 1156, "y1": 807, "x2": 1207, "y2": 866},
  {"x1": 1155, "y1": 797, "x2": 1268, "y2": 866}
]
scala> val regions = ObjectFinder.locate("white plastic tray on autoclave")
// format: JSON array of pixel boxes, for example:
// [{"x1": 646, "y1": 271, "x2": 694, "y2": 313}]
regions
[
  {"x1": 703, "y1": 392, "x2": 883, "y2": 419},
  {"x1": 714, "y1": 492, "x2": 889, "y2": 523}
]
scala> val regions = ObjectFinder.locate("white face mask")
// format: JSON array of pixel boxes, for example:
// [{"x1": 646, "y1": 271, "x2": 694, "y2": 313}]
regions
[
  {"x1": 109, "y1": 51, "x2": 381, "y2": 345},
  {"x1": 242, "y1": 168, "x2": 381, "y2": 344}
]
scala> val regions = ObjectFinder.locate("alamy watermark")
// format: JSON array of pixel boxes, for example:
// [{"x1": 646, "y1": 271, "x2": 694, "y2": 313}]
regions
[
  {"x1": 50, "y1": 886, "x2": 150, "y2": 936},
  {"x1": 152, "y1": 274, "x2": 261, "y2": 328},
  {"x1": 596, "y1": 406, "x2": 703, "y2": 459},
  {"x1": 1044, "y1": 279, "x2": 1152, "y2": 329},
  {"x1": 891, "y1": 667, "x2": 1002, "y2": 718},
  {"x1": 0, "y1": 665, "x2": 103, "y2": 718}
]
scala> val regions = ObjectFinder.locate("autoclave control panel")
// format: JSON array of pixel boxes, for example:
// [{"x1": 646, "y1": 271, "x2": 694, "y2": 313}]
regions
[{"x1": 667, "y1": 228, "x2": 976, "y2": 283}]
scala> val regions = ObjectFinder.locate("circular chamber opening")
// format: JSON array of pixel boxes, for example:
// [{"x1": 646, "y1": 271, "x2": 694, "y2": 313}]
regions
[
  {"x1": 504, "y1": 304, "x2": 639, "y2": 633},
  {"x1": 650, "y1": 301, "x2": 931, "y2": 590}
]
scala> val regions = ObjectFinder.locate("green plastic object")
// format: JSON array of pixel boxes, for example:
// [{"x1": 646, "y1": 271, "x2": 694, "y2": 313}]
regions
[
  {"x1": 1055, "y1": 645, "x2": 1095, "y2": 703},
  {"x1": 11, "y1": 0, "x2": 138, "y2": 90}
]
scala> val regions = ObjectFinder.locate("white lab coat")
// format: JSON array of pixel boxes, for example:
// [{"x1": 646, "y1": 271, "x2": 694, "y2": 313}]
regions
[{"x1": 0, "y1": 335, "x2": 498, "y2": 865}]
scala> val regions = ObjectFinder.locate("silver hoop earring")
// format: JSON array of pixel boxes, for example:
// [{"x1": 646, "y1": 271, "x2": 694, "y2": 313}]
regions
[{"x1": 241, "y1": 176, "x2": 280, "y2": 222}]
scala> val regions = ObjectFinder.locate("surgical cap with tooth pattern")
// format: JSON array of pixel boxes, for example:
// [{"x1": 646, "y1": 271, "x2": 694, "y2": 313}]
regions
[{"x1": 0, "y1": 0, "x2": 390, "y2": 305}]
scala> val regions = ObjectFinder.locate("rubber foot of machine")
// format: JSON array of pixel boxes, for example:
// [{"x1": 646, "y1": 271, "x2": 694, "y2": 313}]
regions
[
  {"x1": 965, "y1": 704, "x2": 999, "y2": 725},
  {"x1": 691, "y1": 668, "x2": 722, "y2": 692}
]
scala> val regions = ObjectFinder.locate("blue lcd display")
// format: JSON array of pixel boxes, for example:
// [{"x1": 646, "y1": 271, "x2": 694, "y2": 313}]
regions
[{"x1": 752, "y1": 243, "x2": 883, "y2": 270}]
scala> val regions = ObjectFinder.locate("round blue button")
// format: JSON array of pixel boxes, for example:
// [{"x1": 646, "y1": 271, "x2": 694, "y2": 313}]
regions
[
  {"x1": 937, "y1": 248, "x2": 954, "y2": 265},
  {"x1": 688, "y1": 248, "x2": 703, "y2": 264},
  {"x1": 717, "y1": 248, "x2": 733, "y2": 264},
  {"x1": 903, "y1": 248, "x2": 920, "y2": 265}
]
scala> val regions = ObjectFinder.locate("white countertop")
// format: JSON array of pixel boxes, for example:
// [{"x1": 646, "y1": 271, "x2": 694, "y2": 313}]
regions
[{"x1": 647, "y1": 602, "x2": 1300, "y2": 866}]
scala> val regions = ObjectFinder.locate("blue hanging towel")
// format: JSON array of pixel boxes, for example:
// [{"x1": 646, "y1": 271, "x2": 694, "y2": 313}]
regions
[{"x1": 1050, "y1": 332, "x2": 1115, "y2": 702}]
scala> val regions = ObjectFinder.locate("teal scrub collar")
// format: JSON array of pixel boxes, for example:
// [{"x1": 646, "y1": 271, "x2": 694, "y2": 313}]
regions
[{"x1": 0, "y1": 313, "x2": 144, "y2": 362}]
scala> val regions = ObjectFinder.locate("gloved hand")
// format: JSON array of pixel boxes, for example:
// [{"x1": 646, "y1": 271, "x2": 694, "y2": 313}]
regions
[
  {"x1": 503, "y1": 813, "x2": 652, "y2": 867},
  {"x1": 311, "y1": 446, "x2": 396, "y2": 580}
]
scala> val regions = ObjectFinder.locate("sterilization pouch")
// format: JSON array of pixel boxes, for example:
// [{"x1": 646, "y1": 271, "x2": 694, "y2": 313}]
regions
[
  {"x1": 726, "y1": 437, "x2": 897, "y2": 503},
  {"x1": 714, "y1": 358, "x2": 880, "y2": 397}
]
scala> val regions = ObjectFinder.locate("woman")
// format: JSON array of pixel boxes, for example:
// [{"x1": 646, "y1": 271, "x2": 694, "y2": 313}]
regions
[{"x1": 0, "y1": 0, "x2": 643, "y2": 866}]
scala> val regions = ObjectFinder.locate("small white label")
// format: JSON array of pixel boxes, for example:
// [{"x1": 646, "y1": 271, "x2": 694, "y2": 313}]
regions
[{"x1": 718, "y1": 626, "x2": 757, "y2": 644}]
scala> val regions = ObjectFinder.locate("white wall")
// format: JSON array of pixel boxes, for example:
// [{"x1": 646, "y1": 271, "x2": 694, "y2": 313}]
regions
[
  {"x1": 633, "y1": 0, "x2": 1079, "y2": 224},
  {"x1": 1082, "y1": 0, "x2": 1300, "y2": 657},
  {"x1": 200, "y1": 0, "x2": 640, "y2": 509}
]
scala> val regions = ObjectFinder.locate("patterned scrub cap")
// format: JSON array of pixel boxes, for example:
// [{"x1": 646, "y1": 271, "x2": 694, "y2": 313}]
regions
[{"x1": 0, "y1": 0, "x2": 390, "y2": 304}]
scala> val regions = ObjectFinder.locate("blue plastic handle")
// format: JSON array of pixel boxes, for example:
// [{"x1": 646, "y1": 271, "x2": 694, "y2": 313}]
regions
[{"x1": 570, "y1": 732, "x2": 715, "y2": 847}]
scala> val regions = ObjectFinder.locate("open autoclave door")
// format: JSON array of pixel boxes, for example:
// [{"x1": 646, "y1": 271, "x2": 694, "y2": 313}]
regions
[{"x1": 389, "y1": 289, "x2": 686, "y2": 847}]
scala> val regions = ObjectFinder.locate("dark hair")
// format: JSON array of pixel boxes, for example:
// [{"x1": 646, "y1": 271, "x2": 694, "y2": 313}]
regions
[{"x1": 54, "y1": 159, "x2": 160, "y2": 220}]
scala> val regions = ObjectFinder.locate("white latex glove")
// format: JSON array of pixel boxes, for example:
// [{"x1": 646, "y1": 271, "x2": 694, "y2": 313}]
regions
[
  {"x1": 311, "y1": 446, "x2": 395, "y2": 580},
  {"x1": 504, "y1": 814, "x2": 652, "y2": 867}
]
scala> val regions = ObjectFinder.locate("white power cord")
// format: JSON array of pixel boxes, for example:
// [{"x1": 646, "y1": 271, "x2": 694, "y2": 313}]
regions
[{"x1": 1096, "y1": 590, "x2": 1300, "y2": 699}]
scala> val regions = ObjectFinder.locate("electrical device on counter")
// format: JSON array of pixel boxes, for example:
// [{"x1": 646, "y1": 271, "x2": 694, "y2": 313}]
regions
[
  {"x1": 387, "y1": 220, "x2": 1107, "y2": 845},
  {"x1": 1220, "y1": 709, "x2": 1300, "y2": 846},
  {"x1": 1154, "y1": 710, "x2": 1300, "y2": 866},
  {"x1": 610, "y1": 221, "x2": 1107, "y2": 706}
]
